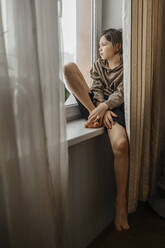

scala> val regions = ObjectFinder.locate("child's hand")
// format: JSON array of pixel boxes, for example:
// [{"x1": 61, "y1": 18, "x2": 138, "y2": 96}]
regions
[
  {"x1": 103, "y1": 110, "x2": 118, "y2": 129},
  {"x1": 88, "y1": 102, "x2": 109, "y2": 124}
]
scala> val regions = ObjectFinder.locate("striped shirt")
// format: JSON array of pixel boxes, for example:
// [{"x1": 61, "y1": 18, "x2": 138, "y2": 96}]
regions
[{"x1": 89, "y1": 58, "x2": 124, "y2": 110}]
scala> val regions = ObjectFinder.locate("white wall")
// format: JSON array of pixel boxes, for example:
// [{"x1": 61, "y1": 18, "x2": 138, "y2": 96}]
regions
[
  {"x1": 102, "y1": 0, "x2": 122, "y2": 30},
  {"x1": 68, "y1": 134, "x2": 116, "y2": 248}
]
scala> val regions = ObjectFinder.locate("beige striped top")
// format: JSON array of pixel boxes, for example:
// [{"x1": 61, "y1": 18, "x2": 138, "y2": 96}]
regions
[{"x1": 89, "y1": 58, "x2": 123, "y2": 110}]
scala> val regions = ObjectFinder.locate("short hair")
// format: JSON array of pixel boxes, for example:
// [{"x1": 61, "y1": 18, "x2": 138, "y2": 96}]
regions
[{"x1": 100, "y1": 28, "x2": 122, "y2": 55}]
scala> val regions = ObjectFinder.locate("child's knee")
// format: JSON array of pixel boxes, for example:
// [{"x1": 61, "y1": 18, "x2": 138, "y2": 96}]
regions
[
  {"x1": 64, "y1": 62, "x2": 77, "y2": 76},
  {"x1": 112, "y1": 138, "x2": 128, "y2": 156}
]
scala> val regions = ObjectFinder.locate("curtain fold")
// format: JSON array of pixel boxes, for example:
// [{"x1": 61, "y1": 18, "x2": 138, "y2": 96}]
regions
[
  {"x1": 0, "y1": 0, "x2": 69, "y2": 247},
  {"x1": 148, "y1": 0, "x2": 165, "y2": 217},
  {"x1": 123, "y1": 0, "x2": 131, "y2": 140},
  {"x1": 123, "y1": 0, "x2": 165, "y2": 213}
]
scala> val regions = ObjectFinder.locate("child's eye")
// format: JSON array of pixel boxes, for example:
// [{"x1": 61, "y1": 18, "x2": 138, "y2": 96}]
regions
[{"x1": 100, "y1": 43, "x2": 106, "y2": 47}]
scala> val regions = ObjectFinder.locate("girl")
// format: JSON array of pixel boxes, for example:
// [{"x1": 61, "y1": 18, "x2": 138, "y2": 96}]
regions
[{"x1": 64, "y1": 28, "x2": 130, "y2": 231}]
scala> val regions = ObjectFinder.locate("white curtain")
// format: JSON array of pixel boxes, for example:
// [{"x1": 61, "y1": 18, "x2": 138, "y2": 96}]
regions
[{"x1": 0, "y1": 0, "x2": 69, "y2": 247}]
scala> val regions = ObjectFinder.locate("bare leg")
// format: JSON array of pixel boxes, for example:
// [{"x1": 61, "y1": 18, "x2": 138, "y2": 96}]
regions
[
  {"x1": 107, "y1": 123, "x2": 130, "y2": 231},
  {"x1": 64, "y1": 63, "x2": 100, "y2": 128},
  {"x1": 64, "y1": 63, "x2": 95, "y2": 112}
]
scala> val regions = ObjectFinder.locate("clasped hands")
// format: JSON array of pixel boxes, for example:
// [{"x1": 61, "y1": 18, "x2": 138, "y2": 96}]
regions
[{"x1": 87, "y1": 102, "x2": 118, "y2": 129}]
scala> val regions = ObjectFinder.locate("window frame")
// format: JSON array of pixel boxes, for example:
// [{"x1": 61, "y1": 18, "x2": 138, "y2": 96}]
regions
[{"x1": 65, "y1": 0, "x2": 102, "y2": 122}]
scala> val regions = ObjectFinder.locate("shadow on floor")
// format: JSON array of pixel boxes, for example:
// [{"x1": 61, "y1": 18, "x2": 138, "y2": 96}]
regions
[{"x1": 88, "y1": 201, "x2": 165, "y2": 248}]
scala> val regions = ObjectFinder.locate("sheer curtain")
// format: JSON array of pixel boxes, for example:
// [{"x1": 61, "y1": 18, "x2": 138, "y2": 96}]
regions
[
  {"x1": 123, "y1": 0, "x2": 165, "y2": 213},
  {"x1": 0, "y1": 0, "x2": 69, "y2": 247}
]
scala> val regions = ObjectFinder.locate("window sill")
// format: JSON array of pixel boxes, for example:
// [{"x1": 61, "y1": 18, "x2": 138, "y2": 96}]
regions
[
  {"x1": 65, "y1": 103, "x2": 81, "y2": 122},
  {"x1": 67, "y1": 118, "x2": 104, "y2": 147}
]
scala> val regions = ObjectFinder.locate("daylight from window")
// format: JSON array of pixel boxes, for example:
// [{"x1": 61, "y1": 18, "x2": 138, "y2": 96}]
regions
[
  {"x1": 62, "y1": 0, "x2": 76, "y2": 65},
  {"x1": 61, "y1": 0, "x2": 91, "y2": 105},
  {"x1": 62, "y1": 0, "x2": 77, "y2": 104}
]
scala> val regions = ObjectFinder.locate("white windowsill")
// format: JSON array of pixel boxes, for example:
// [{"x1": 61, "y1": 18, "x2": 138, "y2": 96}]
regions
[{"x1": 67, "y1": 118, "x2": 104, "y2": 147}]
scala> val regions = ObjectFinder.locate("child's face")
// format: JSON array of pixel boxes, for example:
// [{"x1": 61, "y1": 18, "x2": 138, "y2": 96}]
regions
[{"x1": 99, "y1": 35, "x2": 119, "y2": 60}]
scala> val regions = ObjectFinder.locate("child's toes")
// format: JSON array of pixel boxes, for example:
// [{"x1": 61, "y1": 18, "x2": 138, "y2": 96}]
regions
[
  {"x1": 93, "y1": 122, "x2": 101, "y2": 128},
  {"x1": 84, "y1": 120, "x2": 101, "y2": 128}
]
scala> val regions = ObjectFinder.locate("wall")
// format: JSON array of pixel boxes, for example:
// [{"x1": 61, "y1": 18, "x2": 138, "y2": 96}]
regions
[
  {"x1": 102, "y1": 0, "x2": 122, "y2": 30},
  {"x1": 68, "y1": 133, "x2": 116, "y2": 248}
]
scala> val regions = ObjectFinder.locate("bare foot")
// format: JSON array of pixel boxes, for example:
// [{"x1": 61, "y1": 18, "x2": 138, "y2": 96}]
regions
[
  {"x1": 84, "y1": 119, "x2": 101, "y2": 128},
  {"x1": 114, "y1": 198, "x2": 130, "y2": 231}
]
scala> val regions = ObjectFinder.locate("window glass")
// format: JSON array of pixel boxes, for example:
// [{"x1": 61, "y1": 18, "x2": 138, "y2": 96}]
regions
[
  {"x1": 62, "y1": 0, "x2": 76, "y2": 65},
  {"x1": 62, "y1": 0, "x2": 92, "y2": 105},
  {"x1": 62, "y1": 0, "x2": 76, "y2": 104}
]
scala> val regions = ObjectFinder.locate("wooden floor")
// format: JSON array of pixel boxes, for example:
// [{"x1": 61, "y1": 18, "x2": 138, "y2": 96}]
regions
[{"x1": 88, "y1": 202, "x2": 165, "y2": 248}]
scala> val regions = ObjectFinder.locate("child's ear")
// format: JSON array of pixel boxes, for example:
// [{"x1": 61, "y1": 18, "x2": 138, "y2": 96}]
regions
[{"x1": 116, "y1": 43, "x2": 121, "y2": 53}]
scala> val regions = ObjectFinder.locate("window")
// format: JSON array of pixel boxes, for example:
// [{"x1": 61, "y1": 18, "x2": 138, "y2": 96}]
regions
[
  {"x1": 61, "y1": 0, "x2": 102, "y2": 120},
  {"x1": 61, "y1": 0, "x2": 76, "y2": 104}
]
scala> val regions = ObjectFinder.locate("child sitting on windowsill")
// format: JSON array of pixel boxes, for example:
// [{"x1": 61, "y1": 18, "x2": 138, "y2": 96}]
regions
[{"x1": 64, "y1": 28, "x2": 130, "y2": 231}]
